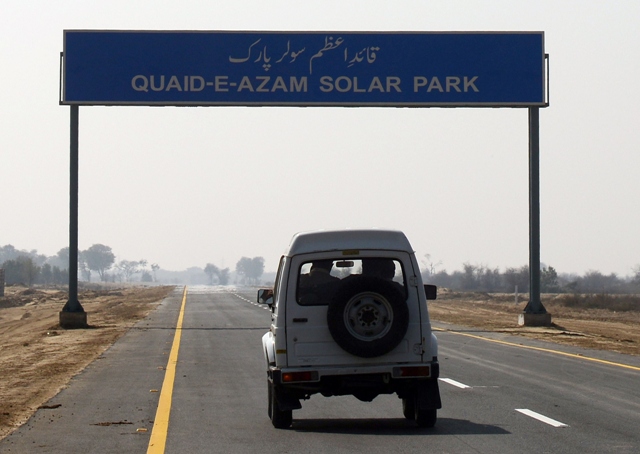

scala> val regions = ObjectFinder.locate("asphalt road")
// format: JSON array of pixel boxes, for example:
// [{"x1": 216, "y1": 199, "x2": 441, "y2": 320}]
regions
[{"x1": 2, "y1": 286, "x2": 639, "y2": 453}]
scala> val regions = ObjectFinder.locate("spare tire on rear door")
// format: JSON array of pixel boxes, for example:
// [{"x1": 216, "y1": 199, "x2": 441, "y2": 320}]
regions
[{"x1": 327, "y1": 276, "x2": 409, "y2": 358}]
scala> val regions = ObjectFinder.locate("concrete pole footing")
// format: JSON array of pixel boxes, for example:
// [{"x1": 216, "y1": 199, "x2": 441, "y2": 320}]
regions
[
  {"x1": 59, "y1": 311, "x2": 88, "y2": 329},
  {"x1": 518, "y1": 312, "x2": 552, "y2": 327}
]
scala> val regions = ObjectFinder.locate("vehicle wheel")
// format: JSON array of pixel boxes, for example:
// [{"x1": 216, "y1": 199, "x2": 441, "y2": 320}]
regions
[
  {"x1": 327, "y1": 276, "x2": 409, "y2": 358},
  {"x1": 402, "y1": 396, "x2": 415, "y2": 420},
  {"x1": 415, "y1": 408, "x2": 437, "y2": 428},
  {"x1": 268, "y1": 381, "x2": 292, "y2": 429}
]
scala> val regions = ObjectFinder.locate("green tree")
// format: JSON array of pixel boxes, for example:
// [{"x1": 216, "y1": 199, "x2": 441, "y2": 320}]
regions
[
  {"x1": 235, "y1": 257, "x2": 265, "y2": 285},
  {"x1": 540, "y1": 266, "x2": 560, "y2": 293},
  {"x1": 218, "y1": 268, "x2": 230, "y2": 285},
  {"x1": 47, "y1": 247, "x2": 69, "y2": 271},
  {"x1": 251, "y1": 257, "x2": 265, "y2": 283},
  {"x1": 204, "y1": 263, "x2": 220, "y2": 285},
  {"x1": 460, "y1": 263, "x2": 477, "y2": 291},
  {"x1": 83, "y1": 244, "x2": 116, "y2": 282},
  {"x1": 235, "y1": 257, "x2": 252, "y2": 284},
  {"x1": 40, "y1": 263, "x2": 53, "y2": 285},
  {"x1": 78, "y1": 251, "x2": 91, "y2": 282},
  {"x1": 3, "y1": 256, "x2": 40, "y2": 287},
  {"x1": 52, "y1": 266, "x2": 68, "y2": 285},
  {"x1": 503, "y1": 265, "x2": 530, "y2": 293},
  {"x1": 0, "y1": 245, "x2": 20, "y2": 265},
  {"x1": 116, "y1": 259, "x2": 147, "y2": 282}
]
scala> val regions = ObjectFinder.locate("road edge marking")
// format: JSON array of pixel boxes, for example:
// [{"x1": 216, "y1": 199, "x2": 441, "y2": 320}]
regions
[
  {"x1": 433, "y1": 327, "x2": 640, "y2": 371},
  {"x1": 147, "y1": 286, "x2": 188, "y2": 454}
]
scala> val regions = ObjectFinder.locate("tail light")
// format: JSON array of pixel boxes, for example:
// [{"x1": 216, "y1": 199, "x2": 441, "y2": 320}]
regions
[
  {"x1": 281, "y1": 371, "x2": 319, "y2": 383},
  {"x1": 392, "y1": 366, "x2": 431, "y2": 378}
]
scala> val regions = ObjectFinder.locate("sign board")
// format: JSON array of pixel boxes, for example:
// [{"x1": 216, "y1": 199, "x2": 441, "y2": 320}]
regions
[{"x1": 62, "y1": 30, "x2": 546, "y2": 107}]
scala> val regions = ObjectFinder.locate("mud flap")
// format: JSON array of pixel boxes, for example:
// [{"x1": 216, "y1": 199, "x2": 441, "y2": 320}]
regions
[
  {"x1": 417, "y1": 379, "x2": 442, "y2": 410},
  {"x1": 276, "y1": 391, "x2": 302, "y2": 411},
  {"x1": 269, "y1": 371, "x2": 302, "y2": 411}
]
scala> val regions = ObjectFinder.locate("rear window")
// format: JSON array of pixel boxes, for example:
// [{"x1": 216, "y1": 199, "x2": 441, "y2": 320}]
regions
[{"x1": 296, "y1": 258, "x2": 405, "y2": 306}]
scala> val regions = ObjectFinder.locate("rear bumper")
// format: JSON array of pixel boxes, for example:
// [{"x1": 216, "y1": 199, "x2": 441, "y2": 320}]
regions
[
  {"x1": 270, "y1": 360, "x2": 439, "y2": 383},
  {"x1": 268, "y1": 359, "x2": 439, "y2": 401}
]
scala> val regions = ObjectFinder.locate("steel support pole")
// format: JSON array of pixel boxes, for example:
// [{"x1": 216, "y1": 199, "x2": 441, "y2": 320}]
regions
[
  {"x1": 61, "y1": 104, "x2": 85, "y2": 318},
  {"x1": 525, "y1": 107, "x2": 546, "y2": 314}
]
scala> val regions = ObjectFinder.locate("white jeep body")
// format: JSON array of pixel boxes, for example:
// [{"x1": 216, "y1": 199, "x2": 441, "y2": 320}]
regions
[{"x1": 259, "y1": 229, "x2": 441, "y2": 428}]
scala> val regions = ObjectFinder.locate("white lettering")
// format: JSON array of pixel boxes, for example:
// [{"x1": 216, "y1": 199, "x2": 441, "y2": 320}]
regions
[
  {"x1": 464, "y1": 76, "x2": 479, "y2": 92},
  {"x1": 414, "y1": 75, "x2": 480, "y2": 93},
  {"x1": 413, "y1": 76, "x2": 428, "y2": 92},
  {"x1": 256, "y1": 76, "x2": 270, "y2": 92},
  {"x1": 335, "y1": 76, "x2": 352, "y2": 93},
  {"x1": 427, "y1": 77, "x2": 443, "y2": 92},
  {"x1": 190, "y1": 76, "x2": 205, "y2": 92},
  {"x1": 386, "y1": 76, "x2": 401, "y2": 92},
  {"x1": 319, "y1": 76, "x2": 333, "y2": 92},
  {"x1": 368, "y1": 77, "x2": 384, "y2": 92},
  {"x1": 352, "y1": 77, "x2": 366, "y2": 93},
  {"x1": 271, "y1": 76, "x2": 288, "y2": 92},
  {"x1": 215, "y1": 76, "x2": 229, "y2": 92},
  {"x1": 238, "y1": 76, "x2": 254, "y2": 92},
  {"x1": 150, "y1": 75, "x2": 165, "y2": 92},
  {"x1": 290, "y1": 76, "x2": 307, "y2": 93},
  {"x1": 317, "y1": 76, "x2": 402, "y2": 93},
  {"x1": 132, "y1": 75, "x2": 148, "y2": 92},
  {"x1": 446, "y1": 77, "x2": 461, "y2": 93},
  {"x1": 166, "y1": 76, "x2": 182, "y2": 91}
]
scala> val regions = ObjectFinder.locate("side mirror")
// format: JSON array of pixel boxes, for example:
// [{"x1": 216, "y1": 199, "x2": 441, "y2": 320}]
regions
[
  {"x1": 424, "y1": 284, "x2": 437, "y2": 300},
  {"x1": 257, "y1": 288, "x2": 274, "y2": 305}
]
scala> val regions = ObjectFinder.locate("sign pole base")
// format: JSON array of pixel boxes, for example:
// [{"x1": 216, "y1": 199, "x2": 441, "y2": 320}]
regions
[
  {"x1": 518, "y1": 312, "x2": 552, "y2": 327},
  {"x1": 59, "y1": 310, "x2": 88, "y2": 329}
]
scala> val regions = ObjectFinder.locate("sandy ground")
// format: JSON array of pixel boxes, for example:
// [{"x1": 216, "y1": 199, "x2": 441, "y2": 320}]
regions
[
  {"x1": 1, "y1": 285, "x2": 638, "y2": 440},
  {"x1": 429, "y1": 290, "x2": 640, "y2": 356},
  {"x1": 0, "y1": 284, "x2": 175, "y2": 440}
]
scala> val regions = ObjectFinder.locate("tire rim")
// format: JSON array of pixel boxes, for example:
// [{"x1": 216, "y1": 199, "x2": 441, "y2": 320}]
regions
[{"x1": 343, "y1": 291, "x2": 393, "y2": 341}]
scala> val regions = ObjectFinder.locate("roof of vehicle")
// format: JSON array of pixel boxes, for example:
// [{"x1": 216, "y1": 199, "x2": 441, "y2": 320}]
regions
[{"x1": 285, "y1": 229, "x2": 414, "y2": 256}]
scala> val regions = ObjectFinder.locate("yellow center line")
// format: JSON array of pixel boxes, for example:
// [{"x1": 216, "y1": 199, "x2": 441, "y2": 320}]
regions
[
  {"x1": 147, "y1": 286, "x2": 188, "y2": 454},
  {"x1": 434, "y1": 327, "x2": 640, "y2": 372}
]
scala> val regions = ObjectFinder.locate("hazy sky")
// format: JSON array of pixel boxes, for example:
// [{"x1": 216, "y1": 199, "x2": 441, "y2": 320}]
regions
[{"x1": 2, "y1": 1, "x2": 639, "y2": 276}]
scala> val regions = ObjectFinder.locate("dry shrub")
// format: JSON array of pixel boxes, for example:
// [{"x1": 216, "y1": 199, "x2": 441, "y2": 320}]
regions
[{"x1": 557, "y1": 293, "x2": 640, "y2": 312}]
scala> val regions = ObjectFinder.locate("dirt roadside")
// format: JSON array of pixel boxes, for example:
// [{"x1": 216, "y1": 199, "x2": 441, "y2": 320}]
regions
[
  {"x1": 1, "y1": 285, "x2": 638, "y2": 440},
  {"x1": 0, "y1": 284, "x2": 175, "y2": 440},
  {"x1": 429, "y1": 290, "x2": 640, "y2": 356}
]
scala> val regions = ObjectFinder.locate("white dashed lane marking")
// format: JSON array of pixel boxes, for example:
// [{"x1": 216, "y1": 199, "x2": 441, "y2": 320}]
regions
[
  {"x1": 440, "y1": 379, "x2": 569, "y2": 428},
  {"x1": 516, "y1": 409, "x2": 569, "y2": 428},
  {"x1": 439, "y1": 378, "x2": 471, "y2": 389},
  {"x1": 231, "y1": 293, "x2": 271, "y2": 310}
]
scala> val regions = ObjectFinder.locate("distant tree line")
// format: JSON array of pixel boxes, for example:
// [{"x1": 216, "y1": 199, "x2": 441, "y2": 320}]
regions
[
  {"x1": 1, "y1": 245, "x2": 69, "y2": 286},
  {"x1": 0, "y1": 243, "x2": 158, "y2": 286},
  {"x1": 423, "y1": 261, "x2": 640, "y2": 294},
  {"x1": 5, "y1": 242, "x2": 639, "y2": 293},
  {"x1": 77, "y1": 244, "x2": 156, "y2": 283},
  {"x1": 1, "y1": 244, "x2": 270, "y2": 288}
]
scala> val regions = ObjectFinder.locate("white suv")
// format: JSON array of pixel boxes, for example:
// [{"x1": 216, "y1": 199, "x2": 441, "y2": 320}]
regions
[{"x1": 258, "y1": 229, "x2": 441, "y2": 429}]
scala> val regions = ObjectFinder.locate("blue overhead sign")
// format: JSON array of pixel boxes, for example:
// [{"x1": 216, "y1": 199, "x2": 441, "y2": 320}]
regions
[{"x1": 61, "y1": 31, "x2": 546, "y2": 107}]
